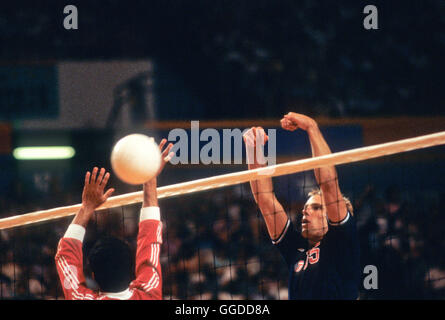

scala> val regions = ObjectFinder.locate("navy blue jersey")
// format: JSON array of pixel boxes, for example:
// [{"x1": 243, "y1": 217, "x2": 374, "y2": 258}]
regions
[{"x1": 274, "y1": 212, "x2": 360, "y2": 300}]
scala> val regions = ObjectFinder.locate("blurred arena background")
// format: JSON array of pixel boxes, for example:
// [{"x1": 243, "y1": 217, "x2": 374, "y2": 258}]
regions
[{"x1": 1, "y1": 0, "x2": 445, "y2": 299}]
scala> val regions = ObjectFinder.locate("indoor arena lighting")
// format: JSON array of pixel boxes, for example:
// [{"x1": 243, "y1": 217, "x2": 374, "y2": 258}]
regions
[{"x1": 13, "y1": 146, "x2": 76, "y2": 160}]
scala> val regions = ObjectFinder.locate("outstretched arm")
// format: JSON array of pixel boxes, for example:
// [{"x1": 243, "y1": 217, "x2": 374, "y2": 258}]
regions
[
  {"x1": 281, "y1": 113, "x2": 347, "y2": 223},
  {"x1": 244, "y1": 127, "x2": 288, "y2": 240},
  {"x1": 55, "y1": 167, "x2": 115, "y2": 300},
  {"x1": 132, "y1": 139, "x2": 173, "y2": 299}
]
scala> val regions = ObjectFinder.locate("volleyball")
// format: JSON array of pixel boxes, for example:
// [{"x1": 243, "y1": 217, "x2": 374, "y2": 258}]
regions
[{"x1": 111, "y1": 134, "x2": 162, "y2": 185}]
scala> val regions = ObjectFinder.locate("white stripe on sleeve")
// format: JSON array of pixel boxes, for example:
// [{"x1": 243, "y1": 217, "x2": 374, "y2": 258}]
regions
[{"x1": 271, "y1": 219, "x2": 291, "y2": 245}]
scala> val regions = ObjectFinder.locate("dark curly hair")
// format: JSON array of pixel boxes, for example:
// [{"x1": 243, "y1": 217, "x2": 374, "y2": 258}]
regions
[{"x1": 88, "y1": 236, "x2": 134, "y2": 292}]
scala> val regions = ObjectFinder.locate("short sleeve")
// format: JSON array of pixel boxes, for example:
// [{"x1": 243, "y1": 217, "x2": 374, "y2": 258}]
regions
[{"x1": 274, "y1": 219, "x2": 306, "y2": 268}]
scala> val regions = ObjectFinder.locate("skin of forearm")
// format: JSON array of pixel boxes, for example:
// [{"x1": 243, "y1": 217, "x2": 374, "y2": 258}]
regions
[
  {"x1": 248, "y1": 162, "x2": 273, "y2": 203},
  {"x1": 307, "y1": 124, "x2": 338, "y2": 189},
  {"x1": 262, "y1": 198, "x2": 288, "y2": 240},
  {"x1": 306, "y1": 123, "x2": 347, "y2": 222},
  {"x1": 143, "y1": 178, "x2": 158, "y2": 207},
  {"x1": 248, "y1": 163, "x2": 287, "y2": 240},
  {"x1": 72, "y1": 206, "x2": 95, "y2": 227}
]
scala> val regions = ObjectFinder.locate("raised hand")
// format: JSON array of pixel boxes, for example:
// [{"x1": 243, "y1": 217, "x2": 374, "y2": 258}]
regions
[
  {"x1": 73, "y1": 167, "x2": 115, "y2": 227},
  {"x1": 142, "y1": 139, "x2": 173, "y2": 207},
  {"x1": 243, "y1": 126, "x2": 269, "y2": 166},
  {"x1": 280, "y1": 112, "x2": 317, "y2": 132},
  {"x1": 156, "y1": 138, "x2": 174, "y2": 177},
  {"x1": 82, "y1": 167, "x2": 115, "y2": 212},
  {"x1": 243, "y1": 127, "x2": 269, "y2": 147}
]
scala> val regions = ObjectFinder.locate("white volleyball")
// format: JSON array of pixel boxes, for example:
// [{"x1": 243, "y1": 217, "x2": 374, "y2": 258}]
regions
[{"x1": 111, "y1": 134, "x2": 161, "y2": 185}]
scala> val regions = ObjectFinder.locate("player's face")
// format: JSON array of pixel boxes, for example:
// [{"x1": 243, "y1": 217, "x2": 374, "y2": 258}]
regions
[{"x1": 301, "y1": 195, "x2": 328, "y2": 242}]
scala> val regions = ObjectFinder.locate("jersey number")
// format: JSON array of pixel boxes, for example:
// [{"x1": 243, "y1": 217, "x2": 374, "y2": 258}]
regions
[{"x1": 294, "y1": 247, "x2": 320, "y2": 273}]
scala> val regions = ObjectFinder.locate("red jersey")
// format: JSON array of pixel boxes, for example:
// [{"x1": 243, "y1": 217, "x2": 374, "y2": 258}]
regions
[{"x1": 55, "y1": 207, "x2": 163, "y2": 300}]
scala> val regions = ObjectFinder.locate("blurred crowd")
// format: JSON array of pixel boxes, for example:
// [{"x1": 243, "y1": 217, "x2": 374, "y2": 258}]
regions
[
  {"x1": 2, "y1": 1, "x2": 445, "y2": 119},
  {"x1": 1, "y1": 172, "x2": 445, "y2": 300},
  {"x1": 354, "y1": 184, "x2": 445, "y2": 299}
]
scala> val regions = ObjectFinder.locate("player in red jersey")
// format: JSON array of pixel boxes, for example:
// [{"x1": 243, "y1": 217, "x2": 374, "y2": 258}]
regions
[{"x1": 55, "y1": 139, "x2": 173, "y2": 300}]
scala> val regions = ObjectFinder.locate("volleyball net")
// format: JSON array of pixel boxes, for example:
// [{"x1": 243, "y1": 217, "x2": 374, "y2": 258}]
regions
[{"x1": 1, "y1": 131, "x2": 445, "y2": 299}]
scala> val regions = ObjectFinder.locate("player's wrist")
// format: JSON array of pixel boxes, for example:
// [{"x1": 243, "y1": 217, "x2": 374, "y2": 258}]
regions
[
  {"x1": 73, "y1": 206, "x2": 94, "y2": 226},
  {"x1": 143, "y1": 176, "x2": 157, "y2": 188},
  {"x1": 72, "y1": 215, "x2": 89, "y2": 227},
  {"x1": 248, "y1": 162, "x2": 267, "y2": 170},
  {"x1": 81, "y1": 203, "x2": 96, "y2": 212},
  {"x1": 306, "y1": 121, "x2": 319, "y2": 135},
  {"x1": 143, "y1": 179, "x2": 158, "y2": 207}
]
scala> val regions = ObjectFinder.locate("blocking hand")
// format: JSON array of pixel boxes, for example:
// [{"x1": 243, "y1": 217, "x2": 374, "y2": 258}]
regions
[
  {"x1": 280, "y1": 112, "x2": 316, "y2": 132},
  {"x1": 156, "y1": 138, "x2": 174, "y2": 177},
  {"x1": 82, "y1": 167, "x2": 115, "y2": 212},
  {"x1": 243, "y1": 127, "x2": 269, "y2": 166}
]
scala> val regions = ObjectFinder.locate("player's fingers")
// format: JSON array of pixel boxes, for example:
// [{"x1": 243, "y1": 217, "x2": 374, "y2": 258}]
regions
[
  {"x1": 242, "y1": 127, "x2": 253, "y2": 136},
  {"x1": 245, "y1": 135, "x2": 256, "y2": 164},
  {"x1": 254, "y1": 127, "x2": 265, "y2": 144},
  {"x1": 282, "y1": 119, "x2": 291, "y2": 129},
  {"x1": 164, "y1": 144, "x2": 174, "y2": 161},
  {"x1": 288, "y1": 121, "x2": 299, "y2": 130},
  {"x1": 159, "y1": 138, "x2": 167, "y2": 151},
  {"x1": 85, "y1": 171, "x2": 91, "y2": 186},
  {"x1": 284, "y1": 113, "x2": 300, "y2": 126},
  {"x1": 91, "y1": 167, "x2": 99, "y2": 183},
  {"x1": 162, "y1": 143, "x2": 174, "y2": 158},
  {"x1": 243, "y1": 134, "x2": 255, "y2": 147},
  {"x1": 164, "y1": 151, "x2": 174, "y2": 162},
  {"x1": 243, "y1": 128, "x2": 255, "y2": 142},
  {"x1": 103, "y1": 188, "x2": 115, "y2": 200},
  {"x1": 255, "y1": 127, "x2": 264, "y2": 143},
  {"x1": 284, "y1": 125, "x2": 298, "y2": 132},
  {"x1": 100, "y1": 172, "x2": 110, "y2": 187},
  {"x1": 256, "y1": 127, "x2": 269, "y2": 144},
  {"x1": 281, "y1": 118, "x2": 297, "y2": 131},
  {"x1": 283, "y1": 115, "x2": 294, "y2": 123},
  {"x1": 244, "y1": 137, "x2": 255, "y2": 148},
  {"x1": 96, "y1": 168, "x2": 106, "y2": 185}
]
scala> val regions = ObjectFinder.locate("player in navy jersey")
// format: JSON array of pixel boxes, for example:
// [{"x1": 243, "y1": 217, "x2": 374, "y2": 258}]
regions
[{"x1": 243, "y1": 113, "x2": 360, "y2": 300}]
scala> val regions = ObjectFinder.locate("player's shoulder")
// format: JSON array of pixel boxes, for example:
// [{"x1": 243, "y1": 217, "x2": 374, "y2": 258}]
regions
[
  {"x1": 324, "y1": 212, "x2": 359, "y2": 251},
  {"x1": 325, "y1": 212, "x2": 357, "y2": 241},
  {"x1": 273, "y1": 219, "x2": 307, "y2": 253},
  {"x1": 328, "y1": 211, "x2": 355, "y2": 228}
]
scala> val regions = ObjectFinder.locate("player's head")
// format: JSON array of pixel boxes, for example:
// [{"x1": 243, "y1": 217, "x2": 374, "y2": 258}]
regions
[
  {"x1": 301, "y1": 189, "x2": 353, "y2": 242},
  {"x1": 88, "y1": 236, "x2": 134, "y2": 293},
  {"x1": 301, "y1": 191, "x2": 328, "y2": 242}
]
